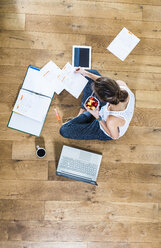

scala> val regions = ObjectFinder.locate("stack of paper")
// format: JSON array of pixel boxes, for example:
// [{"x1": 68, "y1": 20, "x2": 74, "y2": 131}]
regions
[
  {"x1": 107, "y1": 27, "x2": 140, "y2": 61},
  {"x1": 40, "y1": 61, "x2": 88, "y2": 98}
]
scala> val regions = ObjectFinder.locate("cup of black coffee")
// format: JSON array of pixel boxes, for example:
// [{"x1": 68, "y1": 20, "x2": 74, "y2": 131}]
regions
[{"x1": 36, "y1": 145, "x2": 46, "y2": 158}]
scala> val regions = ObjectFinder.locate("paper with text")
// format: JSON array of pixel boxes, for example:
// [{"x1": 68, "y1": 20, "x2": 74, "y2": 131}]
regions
[
  {"x1": 107, "y1": 27, "x2": 140, "y2": 61},
  {"x1": 13, "y1": 89, "x2": 51, "y2": 122},
  {"x1": 39, "y1": 61, "x2": 64, "y2": 96},
  {"x1": 58, "y1": 62, "x2": 88, "y2": 98}
]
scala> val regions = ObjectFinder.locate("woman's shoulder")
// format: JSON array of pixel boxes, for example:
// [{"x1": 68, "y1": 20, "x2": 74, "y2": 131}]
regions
[{"x1": 116, "y1": 80, "x2": 127, "y2": 87}]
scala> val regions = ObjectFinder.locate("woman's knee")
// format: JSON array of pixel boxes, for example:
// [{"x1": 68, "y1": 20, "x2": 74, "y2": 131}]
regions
[{"x1": 59, "y1": 125, "x2": 70, "y2": 138}]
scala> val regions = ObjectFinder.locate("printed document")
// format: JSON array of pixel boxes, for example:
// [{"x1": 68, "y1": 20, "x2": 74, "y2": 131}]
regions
[
  {"x1": 23, "y1": 62, "x2": 64, "y2": 98},
  {"x1": 107, "y1": 27, "x2": 140, "y2": 61},
  {"x1": 39, "y1": 61, "x2": 64, "y2": 96},
  {"x1": 13, "y1": 89, "x2": 51, "y2": 122},
  {"x1": 58, "y1": 62, "x2": 88, "y2": 98}
]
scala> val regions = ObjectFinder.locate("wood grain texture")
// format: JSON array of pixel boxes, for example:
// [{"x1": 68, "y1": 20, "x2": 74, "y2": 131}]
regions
[
  {"x1": 44, "y1": 201, "x2": 158, "y2": 222},
  {"x1": 0, "y1": 180, "x2": 161, "y2": 203},
  {"x1": 0, "y1": 242, "x2": 88, "y2": 248},
  {"x1": 25, "y1": 15, "x2": 161, "y2": 39},
  {"x1": 0, "y1": 0, "x2": 161, "y2": 247},
  {"x1": 0, "y1": 160, "x2": 48, "y2": 180},
  {"x1": 0, "y1": 1, "x2": 142, "y2": 20},
  {"x1": 0, "y1": 199, "x2": 44, "y2": 220},
  {"x1": 0, "y1": 13, "x2": 25, "y2": 30}
]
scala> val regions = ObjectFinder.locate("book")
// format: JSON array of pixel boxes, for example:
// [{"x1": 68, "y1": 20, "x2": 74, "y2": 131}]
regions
[{"x1": 107, "y1": 27, "x2": 140, "y2": 61}]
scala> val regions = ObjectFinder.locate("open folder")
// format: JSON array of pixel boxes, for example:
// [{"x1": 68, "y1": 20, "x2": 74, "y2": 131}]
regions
[
  {"x1": 8, "y1": 66, "x2": 54, "y2": 136},
  {"x1": 8, "y1": 61, "x2": 88, "y2": 136}
]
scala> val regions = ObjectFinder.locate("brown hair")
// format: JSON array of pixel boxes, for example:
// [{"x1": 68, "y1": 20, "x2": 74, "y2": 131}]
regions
[{"x1": 93, "y1": 77, "x2": 128, "y2": 105}]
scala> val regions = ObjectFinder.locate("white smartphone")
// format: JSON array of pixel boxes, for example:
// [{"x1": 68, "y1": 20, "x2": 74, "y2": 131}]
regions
[{"x1": 72, "y1": 45, "x2": 91, "y2": 69}]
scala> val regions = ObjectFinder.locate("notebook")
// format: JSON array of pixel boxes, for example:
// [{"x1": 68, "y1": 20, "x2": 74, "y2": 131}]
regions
[
  {"x1": 56, "y1": 145, "x2": 102, "y2": 186},
  {"x1": 8, "y1": 66, "x2": 54, "y2": 136},
  {"x1": 107, "y1": 27, "x2": 140, "y2": 61}
]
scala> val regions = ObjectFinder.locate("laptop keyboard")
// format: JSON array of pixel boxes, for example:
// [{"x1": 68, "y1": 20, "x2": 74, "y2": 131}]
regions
[{"x1": 59, "y1": 156, "x2": 98, "y2": 177}]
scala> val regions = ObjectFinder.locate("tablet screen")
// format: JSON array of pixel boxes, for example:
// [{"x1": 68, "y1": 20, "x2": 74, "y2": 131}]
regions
[{"x1": 73, "y1": 46, "x2": 91, "y2": 69}]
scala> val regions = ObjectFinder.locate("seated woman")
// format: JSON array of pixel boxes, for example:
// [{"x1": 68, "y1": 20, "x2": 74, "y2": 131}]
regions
[{"x1": 60, "y1": 68, "x2": 135, "y2": 140}]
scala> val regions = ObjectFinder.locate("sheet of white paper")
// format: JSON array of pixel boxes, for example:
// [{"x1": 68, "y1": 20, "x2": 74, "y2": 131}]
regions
[
  {"x1": 8, "y1": 112, "x2": 43, "y2": 136},
  {"x1": 13, "y1": 89, "x2": 51, "y2": 122},
  {"x1": 107, "y1": 27, "x2": 140, "y2": 61},
  {"x1": 22, "y1": 67, "x2": 41, "y2": 93},
  {"x1": 58, "y1": 62, "x2": 88, "y2": 98},
  {"x1": 39, "y1": 61, "x2": 64, "y2": 96}
]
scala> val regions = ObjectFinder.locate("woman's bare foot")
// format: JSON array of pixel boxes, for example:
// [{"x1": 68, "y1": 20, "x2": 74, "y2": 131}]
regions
[{"x1": 77, "y1": 108, "x2": 85, "y2": 116}]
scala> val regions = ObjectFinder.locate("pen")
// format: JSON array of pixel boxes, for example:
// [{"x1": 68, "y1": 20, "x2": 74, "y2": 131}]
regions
[{"x1": 54, "y1": 108, "x2": 61, "y2": 122}]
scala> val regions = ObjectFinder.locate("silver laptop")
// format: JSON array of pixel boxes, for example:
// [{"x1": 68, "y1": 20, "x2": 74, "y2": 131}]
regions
[{"x1": 56, "y1": 145, "x2": 102, "y2": 186}]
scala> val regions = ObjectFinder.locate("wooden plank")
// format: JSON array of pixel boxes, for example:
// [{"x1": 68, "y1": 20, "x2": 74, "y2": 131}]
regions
[
  {"x1": 118, "y1": 126, "x2": 161, "y2": 146},
  {"x1": 12, "y1": 138, "x2": 161, "y2": 164},
  {"x1": 88, "y1": 242, "x2": 161, "y2": 248},
  {"x1": 86, "y1": 35, "x2": 161, "y2": 56},
  {"x1": 49, "y1": 160, "x2": 161, "y2": 184},
  {"x1": 143, "y1": 5, "x2": 161, "y2": 22},
  {"x1": 1, "y1": 48, "x2": 161, "y2": 74},
  {"x1": 136, "y1": 90, "x2": 161, "y2": 109},
  {"x1": 88, "y1": 243, "x2": 128, "y2": 248},
  {"x1": 0, "y1": 13, "x2": 25, "y2": 30},
  {"x1": 1, "y1": 31, "x2": 161, "y2": 57},
  {"x1": 78, "y1": 0, "x2": 161, "y2": 5},
  {"x1": 0, "y1": 31, "x2": 85, "y2": 50},
  {"x1": 0, "y1": 220, "x2": 129, "y2": 242},
  {"x1": 1, "y1": 220, "x2": 161, "y2": 242},
  {"x1": 0, "y1": 199, "x2": 44, "y2": 220},
  {"x1": 92, "y1": 53, "x2": 161, "y2": 73},
  {"x1": 129, "y1": 223, "x2": 161, "y2": 242},
  {"x1": 158, "y1": 203, "x2": 161, "y2": 221},
  {"x1": 0, "y1": 83, "x2": 21, "y2": 105},
  {"x1": 0, "y1": 1, "x2": 142, "y2": 20},
  {"x1": 98, "y1": 162, "x2": 161, "y2": 184},
  {"x1": 0, "y1": 141, "x2": 12, "y2": 160},
  {"x1": 0, "y1": 65, "x2": 27, "y2": 84},
  {"x1": 129, "y1": 243, "x2": 161, "y2": 248},
  {"x1": 25, "y1": 15, "x2": 161, "y2": 39},
  {"x1": 0, "y1": 160, "x2": 48, "y2": 180},
  {"x1": 0, "y1": 180, "x2": 161, "y2": 203},
  {"x1": 0, "y1": 242, "x2": 87, "y2": 248},
  {"x1": 44, "y1": 201, "x2": 158, "y2": 222},
  {"x1": 131, "y1": 108, "x2": 161, "y2": 127},
  {"x1": 0, "y1": 48, "x2": 71, "y2": 68}
]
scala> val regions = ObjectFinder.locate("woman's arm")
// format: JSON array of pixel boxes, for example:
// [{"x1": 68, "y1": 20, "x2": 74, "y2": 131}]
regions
[
  {"x1": 75, "y1": 67, "x2": 101, "y2": 81},
  {"x1": 83, "y1": 105, "x2": 120, "y2": 139}
]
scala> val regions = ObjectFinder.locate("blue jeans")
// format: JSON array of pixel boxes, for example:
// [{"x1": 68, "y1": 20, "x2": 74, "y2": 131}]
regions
[{"x1": 59, "y1": 70, "x2": 112, "y2": 141}]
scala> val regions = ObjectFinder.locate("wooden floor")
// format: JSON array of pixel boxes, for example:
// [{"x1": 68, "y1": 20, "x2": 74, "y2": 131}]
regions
[{"x1": 0, "y1": 0, "x2": 161, "y2": 247}]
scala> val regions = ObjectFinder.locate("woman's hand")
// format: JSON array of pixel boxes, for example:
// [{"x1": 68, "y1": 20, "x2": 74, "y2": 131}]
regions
[
  {"x1": 74, "y1": 67, "x2": 87, "y2": 77},
  {"x1": 84, "y1": 104, "x2": 100, "y2": 119}
]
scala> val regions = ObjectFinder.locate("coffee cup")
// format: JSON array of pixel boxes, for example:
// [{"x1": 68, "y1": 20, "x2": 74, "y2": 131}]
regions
[{"x1": 36, "y1": 145, "x2": 46, "y2": 158}]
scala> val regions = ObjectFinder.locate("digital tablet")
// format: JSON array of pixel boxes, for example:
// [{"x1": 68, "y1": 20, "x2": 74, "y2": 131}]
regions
[{"x1": 72, "y1": 45, "x2": 91, "y2": 69}]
